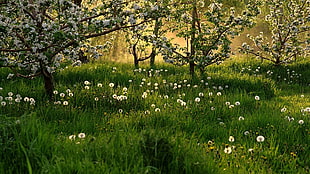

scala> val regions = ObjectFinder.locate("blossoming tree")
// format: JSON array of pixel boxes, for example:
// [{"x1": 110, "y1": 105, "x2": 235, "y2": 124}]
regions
[
  {"x1": 0, "y1": 0, "x2": 158, "y2": 98},
  {"x1": 160, "y1": 0, "x2": 261, "y2": 75},
  {"x1": 239, "y1": 0, "x2": 310, "y2": 65}
]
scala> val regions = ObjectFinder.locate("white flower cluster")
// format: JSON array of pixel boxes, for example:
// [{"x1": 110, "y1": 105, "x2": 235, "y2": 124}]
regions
[{"x1": 0, "y1": 90, "x2": 35, "y2": 106}]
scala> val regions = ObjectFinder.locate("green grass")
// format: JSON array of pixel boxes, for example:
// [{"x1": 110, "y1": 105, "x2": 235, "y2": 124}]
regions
[{"x1": 0, "y1": 59, "x2": 309, "y2": 173}]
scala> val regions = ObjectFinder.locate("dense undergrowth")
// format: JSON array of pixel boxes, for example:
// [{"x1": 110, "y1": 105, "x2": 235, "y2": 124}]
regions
[{"x1": 0, "y1": 59, "x2": 309, "y2": 173}]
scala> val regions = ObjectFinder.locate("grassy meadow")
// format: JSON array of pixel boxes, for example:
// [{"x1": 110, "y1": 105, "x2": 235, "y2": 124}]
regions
[{"x1": 0, "y1": 58, "x2": 309, "y2": 173}]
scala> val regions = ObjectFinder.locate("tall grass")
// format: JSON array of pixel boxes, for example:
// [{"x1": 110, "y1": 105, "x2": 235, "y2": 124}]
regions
[{"x1": 0, "y1": 59, "x2": 309, "y2": 173}]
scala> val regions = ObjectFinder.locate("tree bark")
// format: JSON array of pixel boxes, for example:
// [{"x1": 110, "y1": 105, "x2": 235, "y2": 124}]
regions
[
  {"x1": 150, "y1": 18, "x2": 160, "y2": 67},
  {"x1": 42, "y1": 68, "x2": 55, "y2": 99},
  {"x1": 189, "y1": 4, "x2": 197, "y2": 76}
]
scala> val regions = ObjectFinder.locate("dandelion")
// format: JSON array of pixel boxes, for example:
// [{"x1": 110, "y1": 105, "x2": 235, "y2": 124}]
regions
[
  {"x1": 229, "y1": 136, "x2": 235, "y2": 142},
  {"x1": 216, "y1": 92, "x2": 222, "y2": 96},
  {"x1": 63, "y1": 101, "x2": 69, "y2": 106},
  {"x1": 195, "y1": 97, "x2": 201, "y2": 103},
  {"x1": 53, "y1": 90, "x2": 58, "y2": 95},
  {"x1": 94, "y1": 97, "x2": 99, "y2": 101},
  {"x1": 151, "y1": 104, "x2": 156, "y2": 108},
  {"x1": 155, "y1": 108, "x2": 160, "y2": 112},
  {"x1": 248, "y1": 148, "x2": 254, "y2": 153},
  {"x1": 235, "y1": 101, "x2": 240, "y2": 106},
  {"x1": 181, "y1": 101, "x2": 186, "y2": 106},
  {"x1": 84, "y1": 81, "x2": 90, "y2": 85},
  {"x1": 281, "y1": 107, "x2": 287, "y2": 112},
  {"x1": 229, "y1": 105, "x2": 234, "y2": 109},
  {"x1": 300, "y1": 95, "x2": 304, "y2": 98},
  {"x1": 66, "y1": 89, "x2": 71, "y2": 93},
  {"x1": 97, "y1": 83, "x2": 103, "y2": 87},
  {"x1": 109, "y1": 83, "x2": 114, "y2": 88},
  {"x1": 199, "y1": 92, "x2": 204, "y2": 97},
  {"x1": 29, "y1": 98, "x2": 35, "y2": 102},
  {"x1": 85, "y1": 86, "x2": 90, "y2": 90},
  {"x1": 8, "y1": 92, "x2": 13, "y2": 97},
  {"x1": 119, "y1": 109, "x2": 123, "y2": 113},
  {"x1": 24, "y1": 97, "x2": 30, "y2": 102},
  {"x1": 224, "y1": 146, "x2": 232, "y2": 154},
  {"x1": 298, "y1": 120, "x2": 304, "y2": 125},
  {"x1": 60, "y1": 93, "x2": 65, "y2": 98},
  {"x1": 144, "y1": 110, "x2": 150, "y2": 114},
  {"x1": 68, "y1": 93, "x2": 74, "y2": 97},
  {"x1": 211, "y1": 106, "x2": 215, "y2": 111},
  {"x1": 78, "y1": 133, "x2": 86, "y2": 139},
  {"x1": 238, "y1": 116, "x2": 245, "y2": 121},
  {"x1": 69, "y1": 135, "x2": 76, "y2": 141},
  {"x1": 225, "y1": 102, "x2": 230, "y2": 105},
  {"x1": 244, "y1": 131, "x2": 250, "y2": 136},
  {"x1": 1, "y1": 101, "x2": 6, "y2": 106},
  {"x1": 208, "y1": 92, "x2": 213, "y2": 96},
  {"x1": 286, "y1": 116, "x2": 294, "y2": 122},
  {"x1": 128, "y1": 80, "x2": 132, "y2": 83},
  {"x1": 256, "y1": 135, "x2": 265, "y2": 142},
  {"x1": 255, "y1": 96, "x2": 260, "y2": 100}
]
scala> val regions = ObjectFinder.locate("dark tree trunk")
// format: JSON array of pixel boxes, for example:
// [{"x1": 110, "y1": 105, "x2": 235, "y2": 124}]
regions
[
  {"x1": 134, "y1": 57, "x2": 139, "y2": 68},
  {"x1": 189, "y1": 4, "x2": 197, "y2": 77},
  {"x1": 42, "y1": 68, "x2": 55, "y2": 99},
  {"x1": 150, "y1": 18, "x2": 161, "y2": 67},
  {"x1": 132, "y1": 44, "x2": 139, "y2": 68}
]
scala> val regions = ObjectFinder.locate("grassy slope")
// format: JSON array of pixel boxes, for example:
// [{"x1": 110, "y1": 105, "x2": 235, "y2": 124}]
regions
[{"x1": 0, "y1": 59, "x2": 309, "y2": 173}]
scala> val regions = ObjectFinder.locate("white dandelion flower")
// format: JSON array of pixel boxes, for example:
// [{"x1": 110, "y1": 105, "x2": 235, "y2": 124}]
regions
[
  {"x1": 78, "y1": 133, "x2": 86, "y2": 139},
  {"x1": 229, "y1": 136, "x2": 235, "y2": 142},
  {"x1": 256, "y1": 135, "x2": 265, "y2": 142},
  {"x1": 84, "y1": 81, "x2": 90, "y2": 85},
  {"x1": 195, "y1": 97, "x2": 201, "y2": 103},
  {"x1": 255, "y1": 96, "x2": 260, "y2": 100},
  {"x1": 69, "y1": 135, "x2": 76, "y2": 141},
  {"x1": 109, "y1": 83, "x2": 114, "y2": 88},
  {"x1": 224, "y1": 146, "x2": 232, "y2": 154},
  {"x1": 63, "y1": 101, "x2": 69, "y2": 106}
]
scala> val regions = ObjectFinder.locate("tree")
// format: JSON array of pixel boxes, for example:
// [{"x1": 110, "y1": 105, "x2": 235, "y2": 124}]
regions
[
  {"x1": 0, "y1": 0, "x2": 157, "y2": 98},
  {"x1": 160, "y1": 0, "x2": 261, "y2": 75},
  {"x1": 125, "y1": 1, "x2": 169, "y2": 68},
  {"x1": 239, "y1": 0, "x2": 310, "y2": 65}
]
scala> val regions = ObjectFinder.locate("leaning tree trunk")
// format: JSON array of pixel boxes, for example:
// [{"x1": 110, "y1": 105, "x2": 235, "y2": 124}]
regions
[{"x1": 42, "y1": 68, "x2": 55, "y2": 99}]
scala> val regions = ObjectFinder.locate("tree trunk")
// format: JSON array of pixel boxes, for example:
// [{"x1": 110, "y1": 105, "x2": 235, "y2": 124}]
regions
[
  {"x1": 42, "y1": 68, "x2": 55, "y2": 99},
  {"x1": 189, "y1": 4, "x2": 197, "y2": 76},
  {"x1": 134, "y1": 57, "x2": 139, "y2": 68},
  {"x1": 132, "y1": 44, "x2": 139, "y2": 68},
  {"x1": 150, "y1": 18, "x2": 161, "y2": 67}
]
